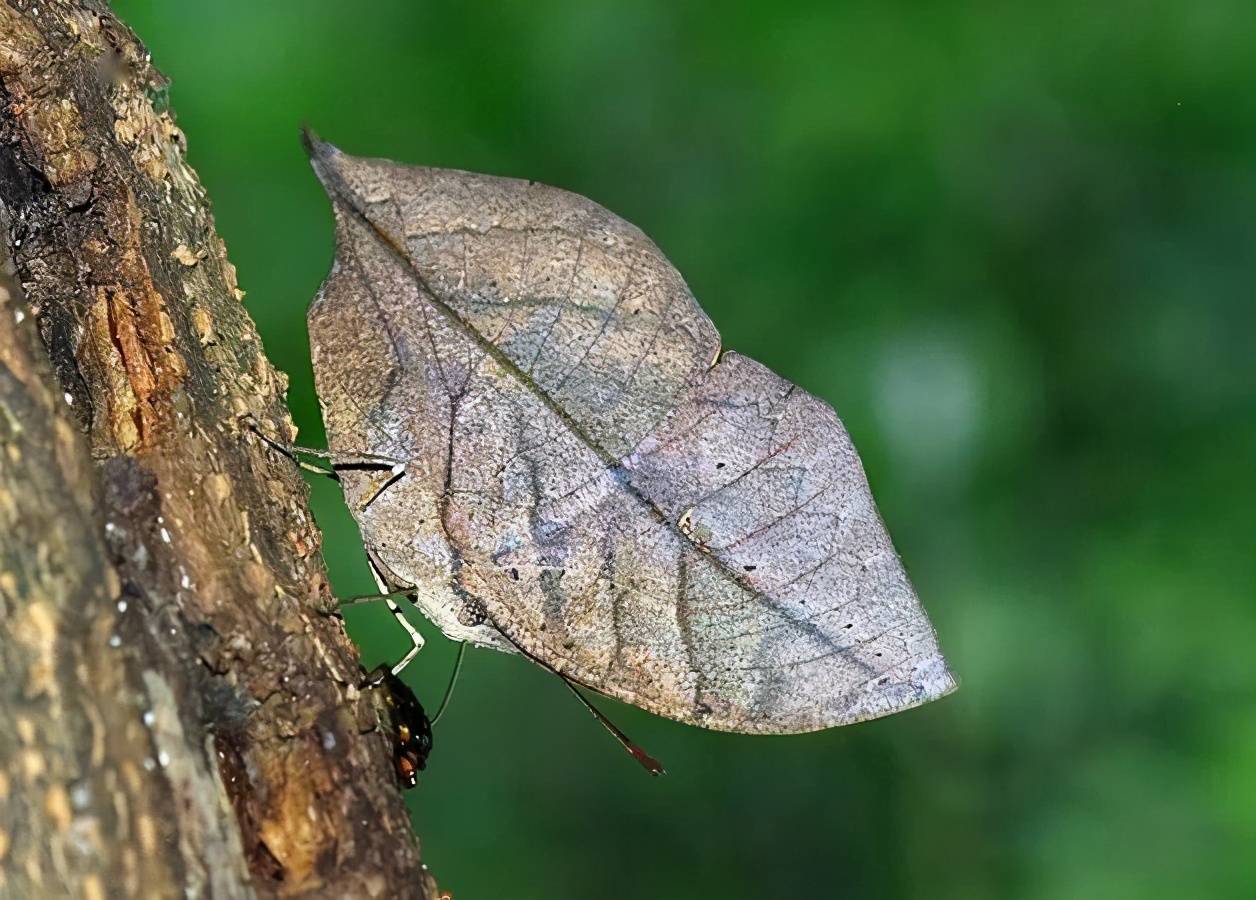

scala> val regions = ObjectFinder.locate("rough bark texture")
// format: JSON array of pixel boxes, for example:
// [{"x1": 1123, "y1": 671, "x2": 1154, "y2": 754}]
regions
[{"x1": 0, "y1": 2, "x2": 436, "y2": 897}]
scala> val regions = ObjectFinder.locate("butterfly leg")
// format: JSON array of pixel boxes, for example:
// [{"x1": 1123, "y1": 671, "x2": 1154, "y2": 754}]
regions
[
  {"x1": 245, "y1": 418, "x2": 410, "y2": 513},
  {"x1": 360, "y1": 463, "x2": 407, "y2": 510},
  {"x1": 364, "y1": 555, "x2": 425, "y2": 680},
  {"x1": 243, "y1": 416, "x2": 405, "y2": 474},
  {"x1": 245, "y1": 416, "x2": 421, "y2": 663},
  {"x1": 323, "y1": 589, "x2": 412, "y2": 617},
  {"x1": 384, "y1": 596, "x2": 425, "y2": 677}
]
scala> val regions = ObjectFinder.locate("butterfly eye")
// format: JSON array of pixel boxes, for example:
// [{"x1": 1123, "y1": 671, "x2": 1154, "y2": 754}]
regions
[{"x1": 396, "y1": 754, "x2": 418, "y2": 788}]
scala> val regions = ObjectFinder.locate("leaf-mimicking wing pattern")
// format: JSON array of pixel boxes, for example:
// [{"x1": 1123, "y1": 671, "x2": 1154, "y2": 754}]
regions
[{"x1": 306, "y1": 135, "x2": 956, "y2": 734}]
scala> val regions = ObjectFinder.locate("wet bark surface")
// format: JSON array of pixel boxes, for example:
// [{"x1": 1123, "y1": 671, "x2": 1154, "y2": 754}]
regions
[{"x1": 0, "y1": 2, "x2": 434, "y2": 896}]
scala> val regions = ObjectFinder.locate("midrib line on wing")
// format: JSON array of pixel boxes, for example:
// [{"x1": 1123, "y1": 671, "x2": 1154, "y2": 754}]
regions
[{"x1": 308, "y1": 138, "x2": 850, "y2": 658}]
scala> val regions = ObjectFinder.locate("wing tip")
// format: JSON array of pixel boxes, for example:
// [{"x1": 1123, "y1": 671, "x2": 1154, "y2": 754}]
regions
[
  {"x1": 842, "y1": 652, "x2": 960, "y2": 727},
  {"x1": 692, "y1": 653, "x2": 960, "y2": 735},
  {"x1": 300, "y1": 125, "x2": 343, "y2": 187}
]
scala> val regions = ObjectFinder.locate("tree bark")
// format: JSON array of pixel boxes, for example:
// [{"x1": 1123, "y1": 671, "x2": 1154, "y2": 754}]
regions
[{"x1": 0, "y1": 2, "x2": 436, "y2": 897}]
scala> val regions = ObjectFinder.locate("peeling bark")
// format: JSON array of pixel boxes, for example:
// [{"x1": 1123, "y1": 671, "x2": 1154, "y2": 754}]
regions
[{"x1": 0, "y1": 2, "x2": 435, "y2": 897}]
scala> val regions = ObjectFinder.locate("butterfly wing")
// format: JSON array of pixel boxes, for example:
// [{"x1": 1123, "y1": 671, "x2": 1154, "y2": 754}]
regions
[{"x1": 306, "y1": 137, "x2": 956, "y2": 733}]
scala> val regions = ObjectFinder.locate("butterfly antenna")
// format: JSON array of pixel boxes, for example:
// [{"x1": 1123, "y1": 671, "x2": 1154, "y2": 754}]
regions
[
  {"x1": 484, "y1": 616, "x2": 664, "y2": 775},
  {"x1": 430, "y1": 641, "x2": 466, "y2": 727},
  {"x1": 557, "y1": 674, "x2": 665, "y2": 776}
]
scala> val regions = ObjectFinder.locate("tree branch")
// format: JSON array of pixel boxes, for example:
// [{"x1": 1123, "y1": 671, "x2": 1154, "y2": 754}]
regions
[{"x1": 0, "y1": 2, "x2": 435, "y2": 896}]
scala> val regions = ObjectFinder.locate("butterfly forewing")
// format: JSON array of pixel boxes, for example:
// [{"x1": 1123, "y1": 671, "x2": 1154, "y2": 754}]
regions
[{"x1": 307, "y1": 136, "x2": 956, "y2": 734}]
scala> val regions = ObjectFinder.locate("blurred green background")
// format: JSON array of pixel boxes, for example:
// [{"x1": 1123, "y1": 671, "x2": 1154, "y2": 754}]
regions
[{"x1": 114, "y1": 2, "x2": 1255, "y2": 898}]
